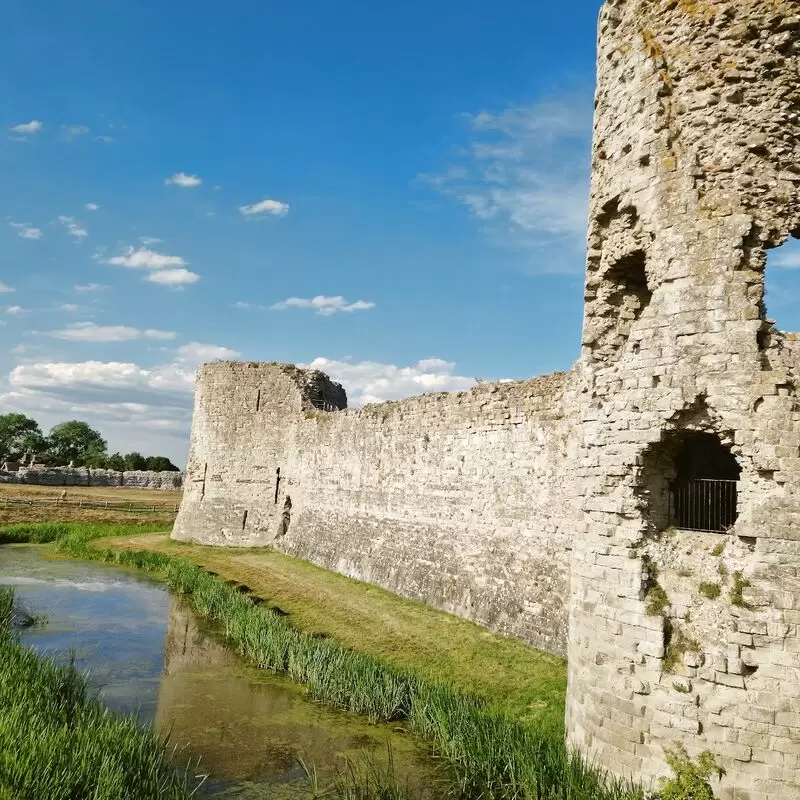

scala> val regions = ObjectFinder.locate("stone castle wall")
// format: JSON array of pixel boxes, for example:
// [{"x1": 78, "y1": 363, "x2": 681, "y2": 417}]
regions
[
  {"x1": 0, "y1": 466, "x2": 183, "y2": 490},
  {"x1": 566, "y1": 1, "x2": 800, "y2": 798},
  {"x1": 172, "y1": 0, "x2": 800, "y2": 795},
  {"x1": 173, "y1": 363, "x2": 577, "y2": 654}
]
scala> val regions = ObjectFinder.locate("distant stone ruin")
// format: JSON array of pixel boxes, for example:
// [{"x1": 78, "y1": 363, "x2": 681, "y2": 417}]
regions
[
  {"x1": 0, "y1": 464, "x2": 183, "y2": 490},
  {"x1": 173, "y1": 1, "x2": 800, "y2": 796}
]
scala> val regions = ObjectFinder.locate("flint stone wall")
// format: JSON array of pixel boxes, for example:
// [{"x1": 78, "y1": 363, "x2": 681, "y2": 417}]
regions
[
  {"x1": 565, "y1": 1, "x2": 800, "y2": 798},
  {"x1": 173, "y1": 362, "x2": 576, "y2": 655},
  {"x1": 0, "y1": 466, "x2": 183, "y2": 490}
]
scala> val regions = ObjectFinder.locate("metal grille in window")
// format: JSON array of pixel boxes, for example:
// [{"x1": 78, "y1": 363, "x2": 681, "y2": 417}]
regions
[{"x1": 669, "y1": 479, "x2": 738, "y2": 533}]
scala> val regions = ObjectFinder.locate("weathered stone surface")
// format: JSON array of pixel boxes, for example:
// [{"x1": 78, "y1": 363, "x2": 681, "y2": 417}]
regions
[{"x1": 173, "y1": 1, "x2": 800, "y2": 795}]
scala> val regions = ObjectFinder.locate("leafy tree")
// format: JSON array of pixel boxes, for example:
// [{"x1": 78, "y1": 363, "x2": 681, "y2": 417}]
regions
[
  {"x1": 83, "y1": 443, "x2": 109, "y2": 469},
  {"x1": 123, "y1": 452, "x2": 148, "y2": 471},
  {"x1": 145, "y1": 456, "x2": 180, "y2": 472},
  {"x1": 0, "y1": 414, "x2": 46, "y2": 462},
  {"x1": 106, "y1": 453, "x2": 126, "y2": 471},
  {"x1": 47, "y1": 421, "x2": 107, "y2": 467}
]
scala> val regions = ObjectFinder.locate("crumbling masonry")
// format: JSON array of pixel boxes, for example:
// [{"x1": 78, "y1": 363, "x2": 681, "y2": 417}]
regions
[{"x1": 173, "y1": 1, "x2": 800, "y2": 796}]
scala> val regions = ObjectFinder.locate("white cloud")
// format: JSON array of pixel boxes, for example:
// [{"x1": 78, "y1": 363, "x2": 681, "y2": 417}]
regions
[
  {"x1": 107, "y1": 247, "x2": 187, "y2": 270},
  {"x1": 95, "y1": 135, "x2": 113, "y2": 144},
  {"x1": 165, "y1": 172, "x2": 202, "y2": 188},
  {"x1": 139, "y1": 236, "x2": 161, "y2": 246},
  {"x1": 58, "y1": 304, "x2": 80, "y2": 312},
  {"x1": 85, "y1": 203, "x2": 100, "y2": 211},
  {"x1": 271, "y1": 295, "x2": 375, "y2": 316},
  {"x1": 233, "y1": 301, "x2": 258, "y2": 310},
  {"x1": 58, "y1": 215, "x2": 88, "y2": 239},
  {"x1": 238, "y1": 198, "x2": 290, "y2": 217},
  {"x1": 0, "y1": 282, "x2": 14, "y2": 293},
  {"x1": 0, "y1": 339, "x2": 242, "y2": 462},
  {"x1": 420, "y1": 93, "x2": 593, "y2": 274},
  {"x1": 175, "y1": 342, "x2": 241, "y2": 364},
  {"x1": 61, "y1": 124, "x2": 90, "y2": 140},
  {"x1": 106, "y1": 246, "x2": 200, "y2": 288},
  {"x1": 10, "y1": 221, "x2": 42, "y2": 240},
  {"x1": 48, "y1": 322, "x2": 177, "y2": 342},
  {"x1": 303, "y1": 357, "x2": 476, "y2": 406},
  {"x1": 4, "y1": 306, "x2": 27, "y2": 315},
  {"x1": 145, "y1": 268, "x2": 200, "y2": 286},
  {"x1": 10, "y1": 120, "x2": 42, "y2": 135},
  {"x1": 74, "y1": 283, "x2": 110, "y2": 293}
]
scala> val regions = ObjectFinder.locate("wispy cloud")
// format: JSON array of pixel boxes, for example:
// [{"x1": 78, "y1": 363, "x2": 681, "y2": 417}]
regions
[
  {"x1": 419, "y1": 92, "x2": 593, "y2": 274},
  {"x1": 57, "y1": 304, "x2": 80, "y2": 312},
  {"x1": 0, "y1": 282, "x2": 14, "y2": 293},
  {"x1": 9, "y1": 221, "x2": 42, "y2": 240},
  {"x1": 145, "y1": 269, "x2": 200, "y2": 287},
  {"x1": 165, "y1": 172, "x2": 202, "y2": 188},
  {"x1": 74, "y1": 283, "x2": 110, "y2": 293},
  {"x1": 771, "y1": 244, "x2": 800, "y2": 270},
  {"x1": 61, "y1": 124, "x2": 90, "y2": 141},
  {"x1": 4, "y1": 306, "x2": 28, "y2": 315},
  {"x1": 95, "y1": 135, "x2": 113, "y2": 144},
  {"x1": 58, "y1": 215, "x2": 88, "y2": 240},
  {"x1": 10, "y1": 120, "x2": 42, "y2": 135},
  {"x1": 48, "y1": 322, "x2": 177, "y2": 342},
  {"x1": 271, "y1": 295, "x2": 375, "y2": 316},
  {"x1": 85, "y1": 203, "x2": 100, "y2": 212},
  {"x1": 238, "y1": 198, "x2": 290, "y2": 217}
]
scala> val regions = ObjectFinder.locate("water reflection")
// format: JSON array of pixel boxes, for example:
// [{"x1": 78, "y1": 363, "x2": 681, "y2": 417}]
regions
[{"x1": 0, "y1": 545, "x2": 433, "y2": 798}]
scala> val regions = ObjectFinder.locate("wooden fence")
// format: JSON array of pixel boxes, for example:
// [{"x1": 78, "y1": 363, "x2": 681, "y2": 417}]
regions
[{"x1": 1, "y1": 497, "x2": 179, "y2": 514}]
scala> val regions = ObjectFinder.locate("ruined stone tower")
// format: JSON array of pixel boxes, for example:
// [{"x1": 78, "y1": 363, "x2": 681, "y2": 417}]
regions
[
  {"x1": 566, "y1": 0, "x2": 800, "y2": 796},
  {"x1": 174, "y1": 0, "x2": 800, "y2": 795}
]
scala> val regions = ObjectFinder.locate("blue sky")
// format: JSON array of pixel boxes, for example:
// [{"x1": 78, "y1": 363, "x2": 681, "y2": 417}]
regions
[{"x1": 2, "y1": 0, "x2": 799, "y2": 465}]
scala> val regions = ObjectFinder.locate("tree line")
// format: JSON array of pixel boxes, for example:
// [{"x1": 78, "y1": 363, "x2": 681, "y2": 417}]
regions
[{"x1": 0, "y1": 413, "x2": 180, "y2": 472}]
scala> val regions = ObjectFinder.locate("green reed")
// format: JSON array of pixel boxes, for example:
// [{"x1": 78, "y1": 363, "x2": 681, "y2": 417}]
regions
[{"x1": 0, "y1": 585, "x2": 199, "y2": 800}]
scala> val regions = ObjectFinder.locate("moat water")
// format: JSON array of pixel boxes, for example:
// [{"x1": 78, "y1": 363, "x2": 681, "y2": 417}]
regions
[{"x1": 0, "y1": 545, "x2": 434, "y2": 798}]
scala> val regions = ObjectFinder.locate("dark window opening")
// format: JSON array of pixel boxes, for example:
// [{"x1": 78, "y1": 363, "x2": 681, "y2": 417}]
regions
[
  {"x1": 241, "y1": 510, "x2": 248, "y2": 531},
  {"x1": 274, "y1": 468, "x2": 281, "y2": 504},
  {"x1": 641, "y1": 431, "x2": 741, "y2": 533},
  {"x1": 256, "y1": 389, "x2": 261, "y2": 411},
  {"x1": 605, "y1": 249, "x2": 652, "y2": 326}
]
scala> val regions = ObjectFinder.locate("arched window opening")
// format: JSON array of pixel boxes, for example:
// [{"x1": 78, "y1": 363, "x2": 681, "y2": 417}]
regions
[
  {"x1": 641, "y1": 431, "x2": 741, "y2": 533},
  {"x1": 762, "y1": 232, "x2": 800, "y2": 343}
]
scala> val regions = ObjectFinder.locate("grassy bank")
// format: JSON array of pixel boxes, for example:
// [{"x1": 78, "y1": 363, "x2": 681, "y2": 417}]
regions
[
  {"x1": 0, "y1": 522, "x2": 642, "y2": 800},
  {"x1": 0, "y1": 585, "x2": 196, "y2": 800},
  {"x1": 99, "y1": 533, "x2": 567, "y2": 730}
]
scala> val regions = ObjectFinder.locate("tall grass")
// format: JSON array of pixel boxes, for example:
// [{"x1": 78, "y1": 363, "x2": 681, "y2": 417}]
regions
[
  {"x1": 0, "y1": 585, "x2": 198, "y2": 800},
  {"x1": 1, "y1": 522, "x2": 644, "y2": 800}
]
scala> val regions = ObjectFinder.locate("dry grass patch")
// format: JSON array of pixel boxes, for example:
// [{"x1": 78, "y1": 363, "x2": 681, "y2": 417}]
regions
[{"x1": 0, "y1": 485, "x2": 180, "y2": 527}]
